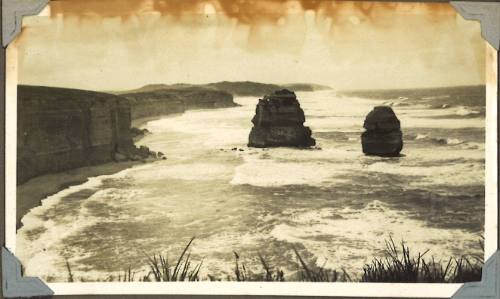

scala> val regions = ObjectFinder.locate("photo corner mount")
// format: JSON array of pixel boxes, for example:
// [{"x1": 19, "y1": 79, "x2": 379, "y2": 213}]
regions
[
  {"x1": 2, "y1": 0, "x2": 49, "y2": 47},
  {"x1": 451, "y1": 1, "x2": 500, "y2": 51},
  {"x1": 2, "y1": 247, "x2": 53, "y2": 298}
]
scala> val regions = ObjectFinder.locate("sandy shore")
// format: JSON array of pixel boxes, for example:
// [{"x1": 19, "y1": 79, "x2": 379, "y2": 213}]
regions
[
  {"x1": 16, "y1": 161, "x2": 143, "y2": 229},
  {"x1": 132, "y1": 114, "x2": 182, "y2": 128},
  {"x1": 16, "y1": 115, "x2": 180, "y2": 229}
]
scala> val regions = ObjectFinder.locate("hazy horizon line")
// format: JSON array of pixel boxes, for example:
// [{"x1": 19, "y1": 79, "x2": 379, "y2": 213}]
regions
[{"x1": 17, "y1": 81, "x2": 486, "y2": 94}]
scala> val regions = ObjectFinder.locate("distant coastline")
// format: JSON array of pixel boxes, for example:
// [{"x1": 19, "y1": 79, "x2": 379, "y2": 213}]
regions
[{"x1": 112, "y1": 81, "x2": 332, "y2": 97}]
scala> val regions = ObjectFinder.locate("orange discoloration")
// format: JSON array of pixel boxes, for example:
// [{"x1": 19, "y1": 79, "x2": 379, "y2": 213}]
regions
[
  {"x1": 15, "y1": 0, "x2": 484, "y2": 91},
  {"x1": 47, "y1": 0, "x2": 457, "y2": 23},
  {"x1": 486, "y1": 44, "x2": 497, "y2": 87}
]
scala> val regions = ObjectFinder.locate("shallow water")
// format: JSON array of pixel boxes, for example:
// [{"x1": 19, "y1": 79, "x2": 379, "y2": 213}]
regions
[{"x1": 17, "y1": 90, "x2": 485, "y2": 281}]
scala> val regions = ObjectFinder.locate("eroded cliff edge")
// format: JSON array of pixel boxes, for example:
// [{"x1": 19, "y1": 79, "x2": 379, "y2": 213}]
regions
[
  {"x1": 122, "y1": 86, "x2": 237, "y2": 119},
  {"x1": 17, "y1": 85, "x2": 137, "y2": 185},
  {"x1": 17, "y1": 85, "x2": 238, "y2": 185}
]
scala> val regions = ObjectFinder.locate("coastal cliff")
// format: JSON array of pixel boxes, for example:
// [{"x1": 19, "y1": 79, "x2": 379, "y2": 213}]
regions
[
  {"x1": 17, "y1": 85, "x2": 140, "y2": 185},
  {"x1": 16, "y1": 84, "x2": 238, "y2": 228},
  {"x1": 248, "y1": 89, "x2": 315, "y2": 148},
  {"x1": 123, "y1": 92, "x2": 185, "y2": 119},
  {"x1": 17, "y1": 82, "x2": 320, "y2": 183},
  {"x1": 122, "y1": 86, "x2": 237, "y2": 119},
  {"x1": 17, "y1": 85, "x2": 238, "y2": 185}
]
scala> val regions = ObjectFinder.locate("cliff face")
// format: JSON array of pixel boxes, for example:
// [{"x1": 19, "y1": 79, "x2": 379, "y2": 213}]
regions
[
  {"x1": 361, "y1": 106, "x2": 403, "y2": 156},
  {"x1": 124, "y1": 93, "x2": 185, "y2": 119},
  {"x1": 122, "y1": 87, "x2": 236, "y2": 119},
  {"x1": 177, "y1": 88, "x2": 236, "y2": 109},
  {"x1": 17, "y1": 85, "x2": 135, "y2": 184},
  {"x1": 17, "y1": 85, "x2": 237, "y2": 184},
  {"x1": 248, "y1": 89, "x2": 315, "y2": 148},
  {"x1": 205, "y1": 81, "x2": 283, "y2": 97}
]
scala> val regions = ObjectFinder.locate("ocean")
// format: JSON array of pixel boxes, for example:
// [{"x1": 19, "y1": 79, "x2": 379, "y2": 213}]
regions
[{"x1": 16, "y1": 89, "x2": 485, "y2": 281}]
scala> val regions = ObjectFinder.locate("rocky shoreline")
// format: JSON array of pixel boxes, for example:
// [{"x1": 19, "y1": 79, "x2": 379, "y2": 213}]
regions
[
  {"x1": 15, "y1": 114, "x2": 168, "y2": 229},
  {"x1": 16, "y1": 85, "x2": 400, "y2": 227},
  {"x1": 17, "y1": 85, "x2": 239, "y2": 184},
  {"x1": 16, "y1": 84, "x2": 240, "y2": 226},
  {"x1": 16, "y1": 83, "x2": 331, "y2": 227},
  {"x1": 16, "y1": 108, "x2": 174, "y2": 229},
  {"x1": 17, "y1": 82, "x2": 325, "y2": 186}
]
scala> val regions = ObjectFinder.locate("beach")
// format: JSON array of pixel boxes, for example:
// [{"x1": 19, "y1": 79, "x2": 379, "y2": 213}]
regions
[{"x1": 15, "y1": 114, "x2": 167, "y2": 229}]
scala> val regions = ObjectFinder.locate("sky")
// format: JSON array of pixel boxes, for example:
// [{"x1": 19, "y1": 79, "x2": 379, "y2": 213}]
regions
[{"x1": 15, "y1": 0, "x2": 486, "y2": 91}]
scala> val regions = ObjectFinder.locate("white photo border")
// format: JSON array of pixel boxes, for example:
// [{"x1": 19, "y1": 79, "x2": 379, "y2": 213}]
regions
[{"x1": 3, "y1": 1, "x2": 498, "y2": 297}]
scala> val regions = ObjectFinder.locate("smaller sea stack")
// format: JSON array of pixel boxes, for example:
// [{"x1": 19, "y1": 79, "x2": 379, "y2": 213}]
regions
[
  {"x1": 361, "y1": 106, "x2": 403, "y2": 156},
  {"x1": 248, "y1": 89, "x2": 315, "y2": 148}
]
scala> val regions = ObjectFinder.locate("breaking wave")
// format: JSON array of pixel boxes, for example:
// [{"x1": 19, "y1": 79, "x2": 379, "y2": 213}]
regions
[{"x1": 16, "y1": 90, "x2": 485, "y2": 281}]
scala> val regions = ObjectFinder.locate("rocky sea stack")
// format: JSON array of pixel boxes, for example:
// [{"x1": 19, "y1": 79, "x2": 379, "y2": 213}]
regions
[
  {"x1": 361, "y1": 106, "x2": 403, "y2": 156},
  {"x1": 248, "y1": 89, "x2": 315, "y2": 148}
]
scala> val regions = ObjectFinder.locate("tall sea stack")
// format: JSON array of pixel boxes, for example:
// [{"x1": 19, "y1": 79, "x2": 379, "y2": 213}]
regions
[
  {"x1": 248, "y1": 89, "x2": 315, "y2": 148},
  {"x1": 361, "y1": 106, "x2": 403, "y2": 156}
]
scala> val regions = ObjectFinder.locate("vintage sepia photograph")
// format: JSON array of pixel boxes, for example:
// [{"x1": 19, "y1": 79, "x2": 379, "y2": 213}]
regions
[{"x1": 6, "y1": 0, "x2": 496, "y2": 288}]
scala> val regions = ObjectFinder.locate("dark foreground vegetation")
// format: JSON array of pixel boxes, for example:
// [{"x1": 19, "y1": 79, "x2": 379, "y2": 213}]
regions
[{"x1": 66, "y1": 236, "x2": 483, "y2": 283}]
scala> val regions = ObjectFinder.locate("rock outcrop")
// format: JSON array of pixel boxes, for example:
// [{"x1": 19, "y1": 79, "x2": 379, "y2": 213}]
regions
[
  {"x1": 361, "y1": 106, "x2": 403, "y2": 156},
  {"x1": 130, "y1": 127, "x2": 151, "y2": 141},
  {"x1": 17, "y1": 85, "x2": 157, "y2": 185},
  {"x1": 125, "y1": 93, "x2": 185, "y2": 119},
  {"x1": 122, "y1": 87, "x2": 237, "y2": 119},
  {"x1": 248, "y1": 89, "x2": 315, "y2": 148}
]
